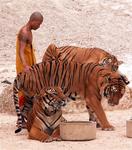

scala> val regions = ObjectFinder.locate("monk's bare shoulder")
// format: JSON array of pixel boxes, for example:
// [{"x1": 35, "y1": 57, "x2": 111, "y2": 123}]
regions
[{"x1": 18, "y1": 27, "x2": 30, "y2": 43}]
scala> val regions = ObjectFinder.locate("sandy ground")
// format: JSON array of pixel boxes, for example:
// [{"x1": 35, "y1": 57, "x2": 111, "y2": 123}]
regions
[
  {"x1": 0, "y1": 0, "x2": 132, "y2": 149},
  {"x1": 0, "y1": 109, "x2": 132, "y2": 150}
]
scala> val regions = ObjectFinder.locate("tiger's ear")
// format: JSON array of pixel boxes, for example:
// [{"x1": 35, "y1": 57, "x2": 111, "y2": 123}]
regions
[{"x1": 118, "y1": 60, "x2": 124, "y2": 65}]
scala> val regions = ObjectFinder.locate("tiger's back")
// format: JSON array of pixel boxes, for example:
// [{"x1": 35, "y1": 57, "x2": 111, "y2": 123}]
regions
[{"x1": 42, "y1": 44, "x2": 119, "y2": 71}]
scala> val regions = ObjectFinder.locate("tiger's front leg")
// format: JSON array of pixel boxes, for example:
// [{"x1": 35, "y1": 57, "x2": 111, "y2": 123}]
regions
[
  {"x1": 45, "y1": 127, "x2": 61, "y2": 142},
  {"x1": 86, "y1": 97, "x2": 114, "y2": 131},
  {"x1": 28, "y1": 117, "x2": 50, "y2": 142},
  {"x1": 45, "y1": 116, "x2": 67, "y2": 142},
  {"x1": 29, "y1": 125, "x2": 50, "y2": 142}
]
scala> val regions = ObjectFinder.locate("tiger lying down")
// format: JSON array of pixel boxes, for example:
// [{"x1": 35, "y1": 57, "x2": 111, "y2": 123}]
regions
[
  {"x1": 13, "y1": 59, "x2": 128, "y2": 134},
  {"x1": 26, "y1": 86, "x2": 67, "y2": 142},
  {"x1": 14, "y1": 83, "x2": 68, "y2": 135}
]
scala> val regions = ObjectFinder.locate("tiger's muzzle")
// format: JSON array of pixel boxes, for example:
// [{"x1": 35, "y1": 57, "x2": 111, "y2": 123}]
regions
[
  {"x1": 52, "y1": 98, "x2": 67, "y2": 110},
  {"x1": 49, "y1": 98, "x2": 68, "y2": 110},
  {"x1": 104, "y1": 85, "x2": 125, "y2": 106}
]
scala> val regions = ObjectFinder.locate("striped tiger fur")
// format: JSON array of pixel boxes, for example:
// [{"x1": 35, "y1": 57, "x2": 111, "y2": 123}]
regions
[
  {"x1": 42, "y1": 44, "x2": 129, "y2": 125},
  {"x1": 42, "y1": 44, "x2": 120, "y2": 72},
  {"x1": 13, "y1": 75, "x2": 68, "y2": 133},
  {"x1": 21, "y1": 87, "x2": 66, "y2": 120},
  {"x1": 13, "y1": 60, "x2": 127, "y2": 131},
  {"x1": 26, "y1": 87, "x2": 66, "y2": 142}
]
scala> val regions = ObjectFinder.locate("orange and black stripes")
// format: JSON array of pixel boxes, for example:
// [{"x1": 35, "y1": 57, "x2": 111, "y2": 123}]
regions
[
  {"x1": 43, "y1": 44, "x2": 119, "y2": 72},
  {"x1": 13, "y1": 60, "x2": 126, "y2": 132}
]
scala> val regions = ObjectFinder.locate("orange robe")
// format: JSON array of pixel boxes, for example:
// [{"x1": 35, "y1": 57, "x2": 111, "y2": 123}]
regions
[
  {"x1": 16, "y1": 37, "x2": 36, "y2": 74},
  {"x1": 16, "y1": 36, "x2": 36, "y2": 107}
]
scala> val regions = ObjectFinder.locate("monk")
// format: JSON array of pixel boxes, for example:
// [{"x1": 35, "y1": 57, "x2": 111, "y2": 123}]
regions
[{"x1": 16, "y1": 12, "x2": 43, "y2": 111}]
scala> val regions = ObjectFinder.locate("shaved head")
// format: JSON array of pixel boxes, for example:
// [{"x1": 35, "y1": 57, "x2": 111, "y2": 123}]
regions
[{"x1": 29, "y1": 12, "x2": 43, "y2": 22}]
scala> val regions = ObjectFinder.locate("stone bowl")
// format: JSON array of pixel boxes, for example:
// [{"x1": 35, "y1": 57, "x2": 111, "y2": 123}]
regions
[
  {"x1": 126, "y1": 119, "x2": 132, "y2": 138},
  {"x1": 60, "y1": 121, "x2": 96, "y2": 141}
]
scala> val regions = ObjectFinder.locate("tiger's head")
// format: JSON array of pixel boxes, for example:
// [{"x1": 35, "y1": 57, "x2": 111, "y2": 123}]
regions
[
  {"x1": 37, "y1": 86, "x2": 68, "y2": 115},
  {"x1": 99, "y1": 71, "x2": 128, "y2": 106}
]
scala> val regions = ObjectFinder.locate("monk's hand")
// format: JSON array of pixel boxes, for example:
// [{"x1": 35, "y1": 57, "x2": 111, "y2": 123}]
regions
[{"x1": 24, "y1": 65, "x2": 32, "y2": 72}]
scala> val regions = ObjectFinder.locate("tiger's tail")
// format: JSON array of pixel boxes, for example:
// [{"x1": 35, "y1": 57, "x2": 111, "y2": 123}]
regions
[{"x1": 13, "y1": 77, "x2": 23, "y2": 133}]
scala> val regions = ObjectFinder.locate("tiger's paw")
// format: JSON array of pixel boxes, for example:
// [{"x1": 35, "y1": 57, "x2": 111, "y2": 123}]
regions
[
  {"x1": 54, "y1": 137, "x2": 62, "y2": 141},
  {"x1": 102, "y1": 125, "x2": 115, "y2": 131},
  {"x1": 44, "y1": 137, "x2": 54, "y2": 143},
  {"x1": 45, "y1": 136, "x2": 62, "y2": 142},
  {"x1": 44, "y1": 136, "x2": 61, "y2": 142},
  {"x1": 96, "y1": 123, "x2": 101, "y2": 128}
]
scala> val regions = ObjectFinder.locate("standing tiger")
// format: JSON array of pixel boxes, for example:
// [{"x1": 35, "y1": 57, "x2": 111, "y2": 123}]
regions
[
  {"x1": 26, "y1": 86, "x2": 67, "y2": 142},
  {"x1": 13, "y1": 60, "x2": 127, "y2": 131},
  {"x1": 42, "y1": 44, "x2": 120, "y2": 72},
  {"x1": 42, "y1": 44, "x2": 129, "y2": 125}
]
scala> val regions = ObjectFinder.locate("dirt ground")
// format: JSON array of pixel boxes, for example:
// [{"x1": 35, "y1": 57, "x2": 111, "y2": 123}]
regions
[
  {"x1": 0, "y1": 0, "x2": 132, "y2": 149},
  {"x1": 0, "y1": 109, "x2": 132, "y2": 150}
]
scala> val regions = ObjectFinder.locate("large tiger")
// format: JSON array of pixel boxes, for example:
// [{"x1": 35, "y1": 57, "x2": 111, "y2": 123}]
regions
[
  {"x1": 42, "y1": 44, "x2": 129, "y2": 125},
  {"x1": 26, "y1": 86, "x2": 67, "y2": 142},
  {"x1": 42, "y1": 44, "x2": 120, "y2": 72},
  {"x1": 13, "y1": 60, "x2": 127, "y2": 131}
]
